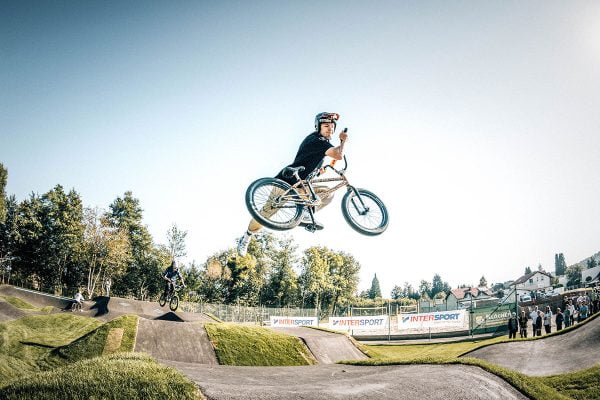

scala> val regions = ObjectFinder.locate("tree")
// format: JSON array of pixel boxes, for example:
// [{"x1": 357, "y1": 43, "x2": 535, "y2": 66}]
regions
[
  {"x1": 479, "y1": 276, "x2": 487, "y2": 287},
  {"x1": 555, "y1": 253, "x2": 567, "y2": 276},
  {"x1": 0, "y1": 195, "x2": 18, "y2": 283},
  {"x1": 586, "y1": 258, "x2": 598, "y2": 269},
  {"x1": 166, "y1": 223, "x2": 187, "y2": 260},
  {"x1": 106, "y1": 191, "x2": 160, "y2": 299},
  {"x1": 419, "y1": 280, "x2": 431, "y2": 299},
  {"x1": 390, "y1": 285, "x2": 402, "y2": 299},
  {"x1": 431, "y1": 274, "x2": 450, "y2": 298},
  {"x1": 524, "y1": 266, "x2": 532, "y2": 275},
  {"x1": 0, "y1": 163, "x2": 7, "y2": 224},
  {"x1": 565, "y1": 265, "x2": 583, "y2": 287},
  {"x1": 82, "y1": 207, "x2": 130, "y2": 296},
  {"x1": 368, "y1": 274, "x2": 382, "y2": 299},
  {"x1": 262, "y1": 236, "x2": 299, "y2": 307}
]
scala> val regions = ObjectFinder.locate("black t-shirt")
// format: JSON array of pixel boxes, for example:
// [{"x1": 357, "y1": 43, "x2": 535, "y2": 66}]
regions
[{"x1": 275, "y1": 131, "x2": 334, "y2": 184}]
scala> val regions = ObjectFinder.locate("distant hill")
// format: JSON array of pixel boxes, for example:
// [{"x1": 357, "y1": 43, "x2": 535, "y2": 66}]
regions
[{"x1": 569, "y1": 250, "x2": 600, "y2": 269}]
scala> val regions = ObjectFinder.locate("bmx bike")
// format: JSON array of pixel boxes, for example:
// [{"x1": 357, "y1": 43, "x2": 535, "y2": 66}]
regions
[
  {"x1": 245, "y1": 155, "x2": 388, "y2": 235},
  {"x1": 71, "y1": 301, "x2": 83, "y2": 312},
  {"x1": 159, "y1": 282, "x2": 184, "y2": 311}
]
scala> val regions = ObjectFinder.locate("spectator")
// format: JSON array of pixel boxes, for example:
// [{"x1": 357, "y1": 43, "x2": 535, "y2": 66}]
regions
[
  {"x1": 543, "y1": 307, "x2": 552, "y2": 334},
  {"x1": 518, "y1": 311, "x2": 528, "y2": 338},
  {"x1": 508, "y1": 312, "x2": 518, "y2": 339},
  {"x1": 529, "y1": 307, "x2": 539, "y2": 337},
  {"x1": 579, "y1": 301, "x2": 589, "y2": 322},
  {"x1": 555, "y1": 308, "x2": 564, "y2": 331},
  {"x1": 564, "y1": 306, "x2": 571, "y2": 328},
  {"x1": 567, "y1": 300, "x2": 576, "y2": 325},
  {"x1": 535, "y1": 311, "x2": 543, "y2": 337}
]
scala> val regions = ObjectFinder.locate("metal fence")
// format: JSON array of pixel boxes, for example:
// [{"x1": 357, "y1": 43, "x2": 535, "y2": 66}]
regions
[{"x1": 180, "y1": 301, "x2": 317, "y2": 324}]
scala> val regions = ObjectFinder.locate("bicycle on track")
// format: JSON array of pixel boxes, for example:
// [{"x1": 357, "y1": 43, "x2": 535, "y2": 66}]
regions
[
  {"x1": 245, "y1": 153, "x2": 388, "y2": 235},
  {"x1": 159, "y1": 281, "x2": 184, "y2": 311}
]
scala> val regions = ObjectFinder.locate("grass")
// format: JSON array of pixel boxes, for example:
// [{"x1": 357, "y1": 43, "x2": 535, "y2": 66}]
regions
[
  {"x1": 0, "y1": 296, "x2": 53, "y2": 313},
  {"x1": 542, "y1": 365, "x2": 600, "y2": 400},
  {"x1": 0, "y1": 353, "x2": 203, "y2": 400},
  {"x1": 51, "y1": 314, "x2": 139, "y2": 363},
  {"x1": 204, "y1": 322, "x2": 316, "y2": 366}
]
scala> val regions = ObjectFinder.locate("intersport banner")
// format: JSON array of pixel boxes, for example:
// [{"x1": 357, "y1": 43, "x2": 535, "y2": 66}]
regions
[
  {"x1": 329, "y1": 315, "x2": 389, "y2": 331},
  {"x1": 398, "y1": 310, "x2": 467, "y2": 330},
  {"x1": 270, "y1": 316, "x2": 318, "y2": 327}
]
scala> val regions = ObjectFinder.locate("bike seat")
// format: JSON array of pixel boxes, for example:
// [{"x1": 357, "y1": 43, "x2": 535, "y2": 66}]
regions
[{"x1": 282, "y1": 166, "x2": 305, "y2": 178}]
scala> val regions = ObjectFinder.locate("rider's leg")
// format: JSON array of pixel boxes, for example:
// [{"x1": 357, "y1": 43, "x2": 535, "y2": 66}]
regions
[
  {"x1": 239, "y1": 186, "x2": 285, "y2": 255},
  {"x1": 299, "y1": 185, "x2": 333, "y2": 229}
]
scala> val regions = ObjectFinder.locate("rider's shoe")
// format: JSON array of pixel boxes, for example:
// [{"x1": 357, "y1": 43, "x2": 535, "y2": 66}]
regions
[
  {"x1": 299, "y1": 220, "x2": 324, "y2": 231},
  {"x1": 237, "y1": 231, "x2": 253, "y2": 256}
]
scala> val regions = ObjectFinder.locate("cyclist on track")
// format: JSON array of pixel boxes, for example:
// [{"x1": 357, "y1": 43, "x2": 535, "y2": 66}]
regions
[
  {"x1": 237, "y1": 112, "x2": 348, "y2": 256},
  {"x1": 162, "y1": 260, "x2": 186, "y2": 298}
]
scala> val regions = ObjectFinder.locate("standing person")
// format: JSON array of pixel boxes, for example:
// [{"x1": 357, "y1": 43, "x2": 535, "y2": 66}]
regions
[
  {"x1": 507, "y1": 312, "x2": 518, "y2": 339},
  {"x1": 162, "y1": 260, "x2": 186, "y2": 299},
  {"x1": 567, "y1": 300, "x2": 576, "y2": 325},
  {"x1": 555, "y1": 308, "x2": 564, "y2": 331},
  {"x1": 564, "y1": 306, "x2": 571, "y2": 328},
  {"x1": 544, "y1": 306, "x2": 552, "y2": 334},
  {"x1": 518, "y1": 311, "x2": 528, "y2": 338},
  {"x1": 535, "y1": 311, "x2": 543, "y2": 337},
  {"x1": 73, "y1": 289, "x2": 85, "y2": 311},
  {"x1": 237, "y1": 112, "x2": 348, "y2": 257},
  {"x1": 579, "y1": 301, "x2": 589, "y2": 322},
  {"x1": 529, "y1": 307, "x2": 539, "y2": 337}
]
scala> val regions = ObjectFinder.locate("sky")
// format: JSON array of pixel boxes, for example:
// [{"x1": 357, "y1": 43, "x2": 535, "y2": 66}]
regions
[{"x1": 2, "y1": 1, "x2": 600, "y2": 296}]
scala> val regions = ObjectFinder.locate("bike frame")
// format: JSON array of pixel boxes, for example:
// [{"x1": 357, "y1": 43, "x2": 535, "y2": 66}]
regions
[{"x1": 273, "y1": 156, "x2": 370, "y2": 215}]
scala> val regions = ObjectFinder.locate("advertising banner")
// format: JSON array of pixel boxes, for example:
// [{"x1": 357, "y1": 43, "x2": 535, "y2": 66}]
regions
[
  {"x1": 329, "y1": 315, "x2": 389, "y2": 331},
  {"x1": 398, "y1": 310, "x2": 467, "y2": 330},
  {"x1": 270, "y1": 316, "x2": 318, "y2": 327}
]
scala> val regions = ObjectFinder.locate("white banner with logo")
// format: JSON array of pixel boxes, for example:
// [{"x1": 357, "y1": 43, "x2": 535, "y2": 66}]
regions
[
  {"x1": 398, "y1": 310, "x2": 467, "y2": 330},
  {"x1": 270, "y1": 316, "x2": 318, "y2": 327},
  {"x1": 329, "y1": 315, "x2": 389, "y2": 331}
]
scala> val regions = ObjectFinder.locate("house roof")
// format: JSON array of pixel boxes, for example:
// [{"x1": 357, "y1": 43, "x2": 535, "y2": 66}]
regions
[
  {"x1": 450, "y1": 287, "x2": 493, "y2": 300},
  {"x1": 512, "y1": 270, "x2": 554, "y2": 285}
]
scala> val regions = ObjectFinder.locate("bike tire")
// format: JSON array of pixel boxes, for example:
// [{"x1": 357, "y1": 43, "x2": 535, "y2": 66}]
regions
[
  {"x1": 169, "y1": 295, "x2": 179, "y2": 312},
  {"x1": 159, "y1": 294, "x2": 167, "y2": 307},
  {"x1": 245, "y1": 178, "x2": 303, "y2": 231},
  {"x1": 341, "y1": 188, "x2": 389, "y2": 236}
]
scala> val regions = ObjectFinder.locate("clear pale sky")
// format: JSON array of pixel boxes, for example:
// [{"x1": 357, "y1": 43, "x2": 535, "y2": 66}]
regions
[{"x1": 2, "y1": 1, "x2": 599, "y2": 296}]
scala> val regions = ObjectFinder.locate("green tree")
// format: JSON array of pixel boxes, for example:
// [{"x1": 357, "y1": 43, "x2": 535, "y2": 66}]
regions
[
  {"x1": 390, "y1": 285, "x2": 402, "y2": 299},
  {"x1": 419, "y1": 280, "x2": 431, "y2": 299},
  {"x1": 586, "y1": 258, "x2": 598, "y2": 269},
  {"x1": 431, "y1": 274, "x2": 450, "y2": 298},
  {"x1": 0, "y1": 163, "x2": 7, "y2": 224},
  {"x1": 555, "y1": 253, "x2": 567, "y2": 276},
  {"x1": 106, "y1": 191, "x2": 161, "y2": 299},
  {"x1": 566, "y1": 265, "x2": 583, "y2": 287},
  {"x1": 479, "y1": 275, "x2": 487, "y2": 287},
  {"x1": 299, "y1": 246, "x2": 331, "y2": 312},
  {"x1": 263, "y1": 236, "x2": 299, "y2": 307},
  {"x1": 166, "y1": 223, "x2": 187, "y2": 260},
  {"x1": 0, "y1": 195, "x2": 18, "y2": 283},
  {"x1": 368, "y1": 274, "x2": 382, "y2": 299},
  {"x1": 524, "y1": 266, "x2": 532, "y2": 275}
]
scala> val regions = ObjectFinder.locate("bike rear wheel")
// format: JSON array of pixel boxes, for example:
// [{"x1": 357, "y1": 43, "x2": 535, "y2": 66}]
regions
[
  {"x1": 341, "y1": 188, "x2": 388, "y2": 236},
  {"x1": 169, "y1": 295, "x2": 179, "y2": 311},
  {"x1": 159, "y1": 294, "x2": 167, "y2": 307},
  {"x1": 245, "y1": 178, "x2": 303, "y2": 231}
]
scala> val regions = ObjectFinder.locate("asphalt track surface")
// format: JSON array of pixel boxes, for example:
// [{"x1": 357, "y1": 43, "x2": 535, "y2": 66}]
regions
[
  {"x1": 135, "y1": 318, "x2": 218, "y2": 364},
  {"x1": 465, "y1": 313, "x2": 600, "y2": 376},
  {"x1": 271, "y1": 327, "x2": 367, "y2": 363},
  {"x1": 164, "y1": 362, "x2": 527, "y2": 400}
]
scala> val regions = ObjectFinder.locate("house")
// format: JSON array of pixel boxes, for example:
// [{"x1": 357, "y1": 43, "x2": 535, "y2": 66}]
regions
[
  {"x1": 510, "y1": 270, "x2": 553, "y2": 298},
  {"x1": 446, "y1": 287, "x2": 494, "y2": 309},
  {"x1": 583, "y1": 266, "x2": 600, "y2": 286}
]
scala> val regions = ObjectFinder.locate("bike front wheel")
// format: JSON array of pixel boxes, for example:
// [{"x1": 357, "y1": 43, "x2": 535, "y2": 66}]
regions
[
  {"x1": 159, "y1": 294, "x2": 167, "y2": 307},
  {"x1": 341, "y1": 188, "x2": 389, "y2": 236},
  {"x1": 245, "y1": 178, "x2": 303, "y2": 231},
  {"x1": 169, "y1": 295, "x2": 179, "y2": 311}
]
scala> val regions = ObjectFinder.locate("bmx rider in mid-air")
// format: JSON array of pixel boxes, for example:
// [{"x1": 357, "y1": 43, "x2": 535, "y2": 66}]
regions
[
  {"x1": 237, "y1": 112, "x2": 348, "y2": 257},
  {"x1": 162, "y1": 260, "x2": 186, "y2": 298}
]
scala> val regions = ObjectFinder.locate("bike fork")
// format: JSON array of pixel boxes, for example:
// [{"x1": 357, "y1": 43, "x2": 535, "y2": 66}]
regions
[{"x1": 349, "y1": 187, "x2": 370, "y2": 215}]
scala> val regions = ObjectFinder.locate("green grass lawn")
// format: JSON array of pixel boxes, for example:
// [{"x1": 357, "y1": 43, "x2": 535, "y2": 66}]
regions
[
  {"x1": 0, "y1": 353, "x2": 203, "y2": 400},
  {"x1": 0, "y1": 313, "x2": 102, "y2": 382},
  {"x1": 204, "y1": 323, "x2": 316, "y2": 366},
  {"x1": 0, "y1": 296, "x2": 53, "y2": 313},
  {"x1": 542, "y1": 365, "x2": 600, "y2": 400}
]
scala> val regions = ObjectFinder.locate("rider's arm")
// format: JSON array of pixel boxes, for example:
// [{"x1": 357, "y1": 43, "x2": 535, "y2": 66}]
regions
[
  {"x1": 325, "y1": 131, "x2": 348, "y2": 160},
  {"x1": 178, "y1": 271, "x2": 186, "y2": 287}
]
